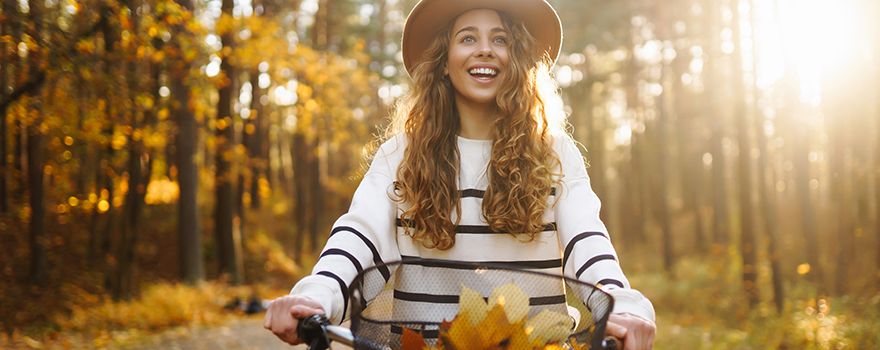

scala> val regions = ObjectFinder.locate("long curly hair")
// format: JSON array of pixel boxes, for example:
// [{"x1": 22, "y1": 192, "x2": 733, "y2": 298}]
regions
[{"x1": 384, "y1": 11, "x2": 566, "y2": 250}]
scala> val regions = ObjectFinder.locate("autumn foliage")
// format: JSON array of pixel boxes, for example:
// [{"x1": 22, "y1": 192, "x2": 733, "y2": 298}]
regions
[{"x1": 397, "y1": 285, "x2": 589, "y2": 350}]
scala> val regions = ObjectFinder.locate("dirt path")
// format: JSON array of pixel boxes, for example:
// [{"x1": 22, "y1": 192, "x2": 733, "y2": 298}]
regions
[{"x1": 120, "y1": 317, "x2": 350, "y2": 350}]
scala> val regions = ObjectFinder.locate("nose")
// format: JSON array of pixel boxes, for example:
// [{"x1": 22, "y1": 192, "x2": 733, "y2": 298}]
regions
[{"x1": 475, "y1": 40, "x2": 494, "y2": 58}]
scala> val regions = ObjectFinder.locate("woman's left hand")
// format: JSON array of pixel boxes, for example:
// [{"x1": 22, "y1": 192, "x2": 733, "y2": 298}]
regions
[{"x1": 605, "y1": 313, "x2": 656, "y2": 350}]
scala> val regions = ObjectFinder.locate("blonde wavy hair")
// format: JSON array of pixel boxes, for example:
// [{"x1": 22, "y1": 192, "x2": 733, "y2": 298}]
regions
[{"x1": 381, "y1": 11, "x2": 567, "y2": 250}]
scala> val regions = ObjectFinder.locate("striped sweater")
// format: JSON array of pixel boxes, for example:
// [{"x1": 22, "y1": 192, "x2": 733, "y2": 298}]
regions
[{"x1": 291, "y1": 133, "x2": 655, "y2": 326}]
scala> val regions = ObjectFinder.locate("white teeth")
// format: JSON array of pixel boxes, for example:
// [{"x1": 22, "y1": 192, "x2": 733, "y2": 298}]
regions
[{"x1": 468, "y1": 67, "x2": 498, "y2": 76}]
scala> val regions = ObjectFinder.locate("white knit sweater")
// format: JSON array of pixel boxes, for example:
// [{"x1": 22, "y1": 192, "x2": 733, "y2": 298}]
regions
[{"x1": 291, "y1": 133, "x2": 655, "y2": 326}]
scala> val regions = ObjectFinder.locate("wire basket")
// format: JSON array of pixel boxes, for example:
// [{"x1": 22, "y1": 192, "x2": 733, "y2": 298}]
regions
[{"x1": 347, "y1": 260, "x2": 615, "y2": 350}]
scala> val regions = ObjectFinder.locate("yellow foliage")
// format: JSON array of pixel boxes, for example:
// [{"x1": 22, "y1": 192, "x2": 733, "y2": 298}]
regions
[
  {"x1": 144, "y1": 177, "x2": 179, "y2": 205},
  {"x1": 400, "y1": 285, "x2": 581, "y2": 350},
  {"x1": 488, "y1": 283, "x2": 530, "y2": 324},
  {"x1": 246, "y1": 230, "x2": 300, "y2": 280},
  {"x1": 55, "y1": 282, "x2": 231, "y2": 333},
  {"x1": 215, "y1": 14, "x2": 236, "y2": 36}
]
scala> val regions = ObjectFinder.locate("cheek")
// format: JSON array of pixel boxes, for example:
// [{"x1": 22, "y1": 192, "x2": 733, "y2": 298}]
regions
[{"x1": 497, "y1": 48, "x2": 510, "y2": 67}]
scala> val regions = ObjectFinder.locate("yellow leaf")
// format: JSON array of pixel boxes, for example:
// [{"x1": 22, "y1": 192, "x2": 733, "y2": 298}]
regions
[
  {"x1": 526, "y1": 309, "x2": 574, "y2": 344},
  {"x1": 478, "y1": 303, "x2": 514, "y2": 348},
  {"x1": 506, "y1": 319, "x2": 538, "y2": 350},
  {"x1": 458, "y1": 286, "x2": 488, "y2": 326},
  {"x1": 489, "y1": 283, "x2": 529, "y2": 324}
]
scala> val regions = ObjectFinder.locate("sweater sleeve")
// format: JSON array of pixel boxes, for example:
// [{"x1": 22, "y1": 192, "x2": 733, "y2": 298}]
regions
[
  {"x1": 290, "y1": 138, "x2": 402, "y2": 325},
  {"x1": 554, "y1": 136, "x2": 656, "y2": 323}
]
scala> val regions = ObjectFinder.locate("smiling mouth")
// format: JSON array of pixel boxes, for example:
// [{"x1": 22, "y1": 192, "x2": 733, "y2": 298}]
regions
[{"x1": 468, "y1": 67, "x2": 499, "y2": 81}]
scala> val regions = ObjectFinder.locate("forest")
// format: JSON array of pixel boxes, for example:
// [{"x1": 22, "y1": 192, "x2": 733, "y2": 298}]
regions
[{"x1": 1, "y1": 0, "x2": 878, "y2": 348}]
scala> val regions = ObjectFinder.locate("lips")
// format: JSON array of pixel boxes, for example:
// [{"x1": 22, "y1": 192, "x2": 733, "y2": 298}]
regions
[{"x1": 467, "y1": 65, "x2": 499, "y2": 83}]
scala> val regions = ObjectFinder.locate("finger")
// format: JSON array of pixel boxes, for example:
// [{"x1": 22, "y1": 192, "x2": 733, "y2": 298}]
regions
[
  {"x1": 270, "y1": 309, "x2": 295, "y2": 337},
  {"x1": 623, "y1": 336, "x2": 638, "y2": 350},
  {"x1": 290, "y1": 304, "x2": 325, "y2": 319},
  {"x1": 280, "y1": 328, "x2": 301, "y2": 345},
  {"x1": 622, "y1": 327, "x2": 649, "y2": 350},
  {"x1": 278, "y1": 317, "x2": 302, "y2": 345},
  {"x1": 263, "y1": 306, "x2": 272, "y2": 329},
  {"x1": 605, "y1": 321, "x2": 628, "y2": 340}
]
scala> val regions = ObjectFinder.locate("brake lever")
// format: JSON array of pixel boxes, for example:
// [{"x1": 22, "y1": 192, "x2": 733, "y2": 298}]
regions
[{"x1": 297, "y1": 314, "x2": 331, "y2": 350}]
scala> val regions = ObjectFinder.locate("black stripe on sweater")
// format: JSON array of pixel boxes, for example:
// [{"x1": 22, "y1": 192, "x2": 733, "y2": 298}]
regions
[
  {"x1": 393, "y1": 290, "x2": 567, "y2": 306},
  {"x1": 597, "y1": 278, "x2": 625, "y2": 289},
  {"x1": 459, "y1": 187, "x2": 557, "y2": 198},
  {"x1": 329, "y1": 226, "x2": 390, "y2": 280},
  {"x1": 399, "y1": 255, "x2": 561, "y2": 270},
  {"x1": 319, "y1": 249, "x2": 363, "y2": 275},
  {"x1": 316, "y1": 271, "x2": 348, "y2": 323},
  {"x1": 575, "y1": 254, "x2": 617, "y2": 279},
  {"x1": 562, "y1": 231, "x2": 608, "y2": 268},
  {"x1": 396, "y1": 219, "x2": 557, "y2": 234}
]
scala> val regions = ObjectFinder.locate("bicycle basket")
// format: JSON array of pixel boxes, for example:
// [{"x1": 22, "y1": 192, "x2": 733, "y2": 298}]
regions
[{"x1": 347, "y1": 259, "x2": 615, "y2": 350}]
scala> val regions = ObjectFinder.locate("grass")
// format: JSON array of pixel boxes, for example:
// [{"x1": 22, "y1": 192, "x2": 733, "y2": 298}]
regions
[{"x1": 633, "y1": 253, "x2": 880, "y2": 350}]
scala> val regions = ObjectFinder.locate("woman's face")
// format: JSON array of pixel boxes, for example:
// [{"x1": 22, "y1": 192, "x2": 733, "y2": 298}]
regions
[{"x1": 446, "y1": 9, "x2": 510, "y2": 107}]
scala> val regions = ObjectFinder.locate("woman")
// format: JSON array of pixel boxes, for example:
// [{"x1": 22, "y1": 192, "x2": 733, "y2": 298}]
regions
[{"x1": 265, "y1": 0, "x2": 656, "y2": 348}]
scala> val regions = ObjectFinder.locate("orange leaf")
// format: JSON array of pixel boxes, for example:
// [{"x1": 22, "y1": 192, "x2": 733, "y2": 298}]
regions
[
  {"x1": 441, "y1": 314, "x2": 482, "y2": 350},
  {"x1": 401, "y1": 328, "x2": 427, "y2": 350}
]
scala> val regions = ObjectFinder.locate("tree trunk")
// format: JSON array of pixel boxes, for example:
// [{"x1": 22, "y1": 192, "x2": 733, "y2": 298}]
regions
[
  {"x1": 731, "y1": 0, "x2": 759, "y2": 307},
  {"x1": 309, "y1": 137, "x2": 323, "y2": 255},
  {"x1": 97, "y1": 0, "x2": 122, "y2": 294},
  {"x1": 703, "y1": 0, "x2": 730, "y2": 246},
  {"x1": 173, "y1": 0, "x2": 204, "y2": 284},
  {"x1": 26, "y1": 105, "x2": 46, "y2": 285},
  {"x1": 0, "y1": 1, "x2": 10, "y2": 214},
  {"x1": 247, "y1": 70, "x2": 263, "y2": 210},
  {"x1": 669, "y1": 29, "x2": 706, "y2": 253},
  {"x1": 831, "y1": 130, "x2": 854, "y2": 297},
  {"x1": 768, "y1": 0, "x2": 822, "y2": 290},
  {"x1": 11, "y1": 3, "x2": 24, "y2": 202},
  {"x1": 214, "y1": 0, "x2": 243, "y2": 285},
  {"x1": 654, "y1": 65, "x2": 674, "y2": 274},
  {"x1": 112, "y1": 0, "x2": 151, "y2": 300},
  {"x1": 623, "y1": 33, "x2": 647, "y2": 246},
  {"x1": 292, "y1": 133, "x2": 308, "y2": 260},
  {"x1": 26, "y1": 0, "x2": 47, "y2": 286},
  {"x1": 652, "y1": 1, "x2": 675, "y2": 273},
  {"x1": 749, "y1": 0, "x2": 783, "y2": 313}
]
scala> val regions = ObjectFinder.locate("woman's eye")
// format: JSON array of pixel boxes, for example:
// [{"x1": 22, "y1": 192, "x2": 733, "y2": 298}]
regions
[
  {"x1": 462, "y1": 36, "x2": 476, "y2": 43},
  {"x1": 493, "y1": 36, "x2": 508, "y2": 45}
]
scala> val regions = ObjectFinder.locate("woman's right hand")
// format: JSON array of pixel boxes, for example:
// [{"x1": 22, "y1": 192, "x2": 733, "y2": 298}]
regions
[{"x1": 263, "y1": 295, "x2": 326, "y2": 345}]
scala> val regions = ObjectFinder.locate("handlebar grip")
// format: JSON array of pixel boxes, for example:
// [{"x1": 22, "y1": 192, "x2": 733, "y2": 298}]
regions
[
  {"x1": 600, "y1": 336, "x2": 620, "y2": 350},
  {"x1": 297, "y1": 314, "x2": 331, "y2": 350}
]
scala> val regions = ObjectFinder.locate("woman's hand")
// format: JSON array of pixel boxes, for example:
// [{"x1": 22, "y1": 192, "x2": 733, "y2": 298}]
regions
[
  {"x1": 605, "y1": 313, "x2": 656, "y2": 350},
  {"x1": 263, "y1": 295, "x2": 325, "y2": 345}
]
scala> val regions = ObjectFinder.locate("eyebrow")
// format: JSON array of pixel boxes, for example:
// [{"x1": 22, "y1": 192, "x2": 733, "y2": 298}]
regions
[{"x1": 453, "y1": 26, "x2": 507, "y2": 37}]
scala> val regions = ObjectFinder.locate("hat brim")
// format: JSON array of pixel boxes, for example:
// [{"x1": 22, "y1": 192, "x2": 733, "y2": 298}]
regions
[{"x1": 401, "y1": 0, "x2": 562, "y2": 77}]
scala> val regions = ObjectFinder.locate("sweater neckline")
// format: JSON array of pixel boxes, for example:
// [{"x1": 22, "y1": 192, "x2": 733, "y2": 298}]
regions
[{"x1": 456, "y1": 135, "x2": 493, "y2": 145}]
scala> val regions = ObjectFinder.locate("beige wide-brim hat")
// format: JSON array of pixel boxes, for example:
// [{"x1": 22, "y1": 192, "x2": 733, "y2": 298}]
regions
[{"x1": 401, "y1": 0, "x2": 563, "y2": 77}]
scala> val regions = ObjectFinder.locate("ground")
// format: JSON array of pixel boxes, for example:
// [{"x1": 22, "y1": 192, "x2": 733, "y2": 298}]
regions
[{"x1": 120, "y1": 317, "x2": 350, "y2": 350}]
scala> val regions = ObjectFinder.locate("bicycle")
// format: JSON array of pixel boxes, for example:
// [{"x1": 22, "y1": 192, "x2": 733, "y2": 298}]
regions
[{"x1": 296, "y1": 260, "x2": 622, "y2": 350}]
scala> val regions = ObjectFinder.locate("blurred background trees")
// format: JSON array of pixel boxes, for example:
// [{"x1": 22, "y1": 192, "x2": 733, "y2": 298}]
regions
[{"x1": 1, "y1": 0, "x2": 878, "y2": 347}]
